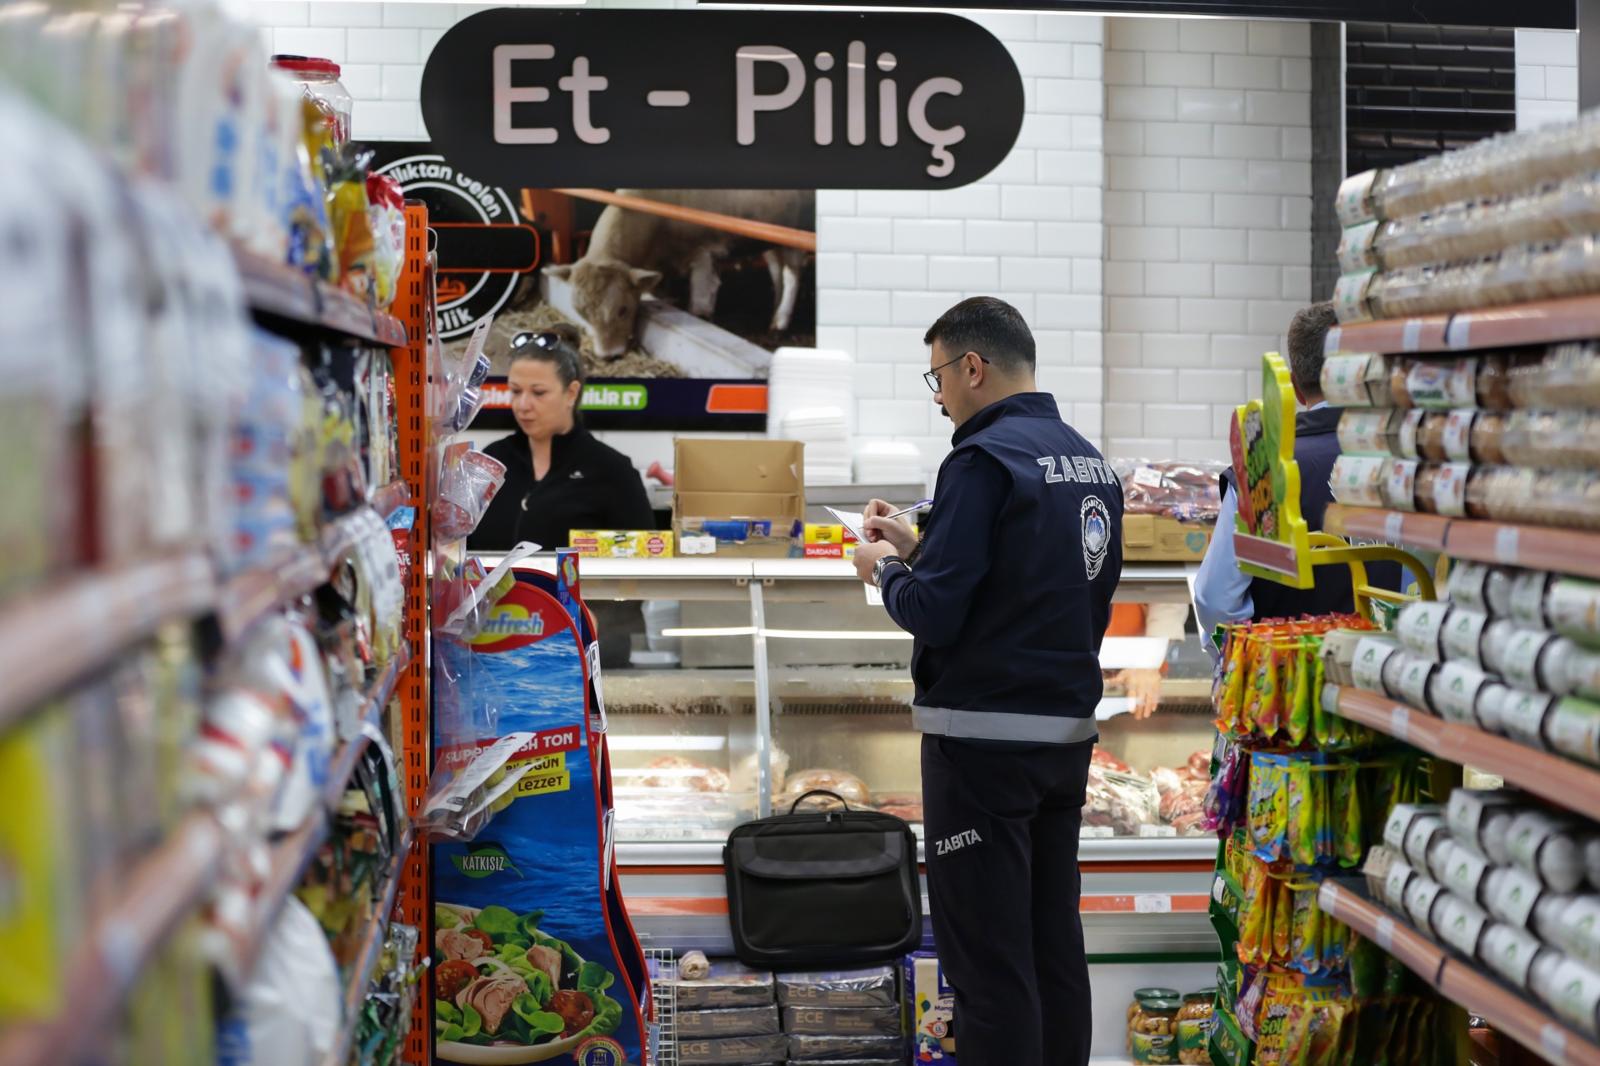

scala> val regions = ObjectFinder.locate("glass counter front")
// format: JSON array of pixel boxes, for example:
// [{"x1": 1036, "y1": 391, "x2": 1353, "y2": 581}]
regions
[{"x1": 559, "y1": 558, "x2": 1215, "y2": 847}]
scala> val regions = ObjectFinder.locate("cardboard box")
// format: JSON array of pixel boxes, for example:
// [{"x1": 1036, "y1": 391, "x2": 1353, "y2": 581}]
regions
[
  {"x1": 673, "y1": 439, "x2": 805, "y2": 558},
  {"x1": 1121, "y1": 514, "x2": 1213, "y2": 562},
  {"x1": 905, "y1": 953, "x2": 956, "y2": 1063},
  {"x1": 568, "y1": 530, "x2": 674, "y2": 558}
]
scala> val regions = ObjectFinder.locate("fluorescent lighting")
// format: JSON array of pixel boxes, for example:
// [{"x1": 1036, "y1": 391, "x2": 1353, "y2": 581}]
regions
[
  {"x1": 661, "y1": 626, "x2": 757, "y2": 638},
  {"x1": 762, "y1": 628, "x2": 912, "y2": 641},
  {"x1": 607, "y1": 735, "x2": 728, "y2": 752}
]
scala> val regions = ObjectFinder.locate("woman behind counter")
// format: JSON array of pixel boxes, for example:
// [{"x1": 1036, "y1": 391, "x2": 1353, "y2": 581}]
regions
[{"x1": 469, "y1": 325, "x2": 656, "y2": 552}]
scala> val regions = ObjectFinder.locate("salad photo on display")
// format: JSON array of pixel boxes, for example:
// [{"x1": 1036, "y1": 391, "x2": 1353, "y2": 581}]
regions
[{"x1": 434, "y1": 902, "x2": 624, "y2": 1062}]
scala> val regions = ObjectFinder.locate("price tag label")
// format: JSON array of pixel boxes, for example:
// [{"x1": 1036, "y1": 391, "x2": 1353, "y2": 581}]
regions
[
  {"x1": 1385, "y1": 512, "x2": 1406, "y2": 543},
  {"x1": 1540, "y1": 1024, "x2": 1569, "y2": 1066},
  {"x1": 1445, "y1": 316, "x2": 1472, "y2": 350},
  {"x1": 1135, "y1": 894, "x2": 1174, "y2": 914},
  {"x1": 1401, "y1": 319, "x2": 1423, "y2": 352},
  {"x1": 1374, "y1": 915, "x2": 1396, "y2": 951},
  {"x1": 1213, "y1": 875, "x2": 1228, "y2": 904},
  {"x1": 1138, "y1": 824, "x2": 1177, "y2": 838},
  {"x1": 1389, "y1": 705, "x2": 1411, "y2": 743},
  {"x1": 1080, "y1": 826, "x2": 1115, "y2": 839},
  {"x1": 1495, "y1": 525, "x2": 1521, "y2": 565}
]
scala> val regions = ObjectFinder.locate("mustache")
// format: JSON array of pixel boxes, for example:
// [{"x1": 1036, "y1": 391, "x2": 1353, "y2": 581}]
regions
[{"x1": 940, "y1": 406, "x2": 950, "y2": 419}]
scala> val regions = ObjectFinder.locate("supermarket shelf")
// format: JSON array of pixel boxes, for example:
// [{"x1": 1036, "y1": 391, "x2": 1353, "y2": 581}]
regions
[
  {"x1": 324, "y1": 649, "x2": 411, "y2": 809},
  {"x1": 0, "y1": 813, "x2": 224, "y2": 1066},
  {"x1": 1325, "y1": 292, "x2": 1600, "y2": 356},
  {"x1": 0, "y1": 553, "x2": 216, "y2": 731},
  {"x1": 1325, "y1": 684, "x2": 1600, "y2": 824},
  {"x1": 322, "y1": 834, "x2": 412, "y2": 1066},
  {"x1": 1319, "y1": 880, "x2": 1600, "y2": 1066},
  {"x1": 219, "y1": 546, "x2": 327, "y2": 644},
  {"x1": 236, "y1": 815, "x2": 332, "y2": 981},
  {"x1": 233, "y1": 246, "x2": 406, "y2": 348},
  {"x1": 1325, "y1": 504, "x2": 1600, "y2": 581}
]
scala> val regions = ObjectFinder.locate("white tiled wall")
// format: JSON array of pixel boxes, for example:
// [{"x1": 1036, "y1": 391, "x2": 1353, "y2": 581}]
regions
[
  {"x1": 244, "y1": 1, "x2": 1107, "y2": 480},
  {"x1": 817, "y1": 11, "x2": 1107, "y2": 472},
  {"x1": 1101, "y1": 17, "x2": 1312, "y2": 463},
  {"x1": 1516, "y1": 29, "x2": 1579, "y2": 130}
]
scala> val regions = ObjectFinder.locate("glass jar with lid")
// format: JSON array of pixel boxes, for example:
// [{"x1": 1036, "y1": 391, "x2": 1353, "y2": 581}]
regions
[
  {"x1": 1130, "y1": 995, "x2": 1181, "y2": 1064},
  {"x1": 1176, "y1": 989, "x2": 1216, "y2": 1064},
  {"x1": 271, "y1": 54, "x2": 353, "y2": 143},
  {"x1": 1128, "y1": 988, "x2": 1181, "y2": 1052}
]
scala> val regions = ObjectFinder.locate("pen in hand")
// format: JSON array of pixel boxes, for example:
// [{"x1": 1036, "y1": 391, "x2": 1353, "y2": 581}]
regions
[{"x1": 881, "y1": 498, "x2": 934, "y2": 521}]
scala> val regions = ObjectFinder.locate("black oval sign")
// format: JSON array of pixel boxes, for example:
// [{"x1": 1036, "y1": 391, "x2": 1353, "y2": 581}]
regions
[{"x1": 420, "y1": 10, "x2": 1024, "y2": 190}]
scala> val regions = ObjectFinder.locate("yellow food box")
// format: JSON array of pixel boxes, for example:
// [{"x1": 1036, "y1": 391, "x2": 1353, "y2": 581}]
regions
[
  {"x1": 803, "y1": 523, "x2": 858, "y2": 559},
  {"x1": 568, "y1": 530, "x2": 675, "y2": 558}
]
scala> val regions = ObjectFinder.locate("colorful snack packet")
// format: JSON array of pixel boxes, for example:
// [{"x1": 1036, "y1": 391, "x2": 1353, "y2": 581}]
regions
[
  {"x1": 1334, "y1": 762, "x2": 1363, "y2": 868},
  {"x1": 1250, "y1": 753, "x2": 1290, "y2": 861},
  {"x1": 1287, "y1": 756, "x2": 1318, "y2": 868}
]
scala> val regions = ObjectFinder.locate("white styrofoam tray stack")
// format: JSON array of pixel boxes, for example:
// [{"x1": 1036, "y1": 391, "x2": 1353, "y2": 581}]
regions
[
  {"x1": 853, "y1": 439, "x2": 926, "y2": 487},
  {"x1": 767, "y1": 347, "x2": 855, "y2": 486}
]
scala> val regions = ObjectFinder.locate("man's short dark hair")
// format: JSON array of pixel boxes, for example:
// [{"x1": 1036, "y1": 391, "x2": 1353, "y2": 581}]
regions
[
  {"x1": 1287, "y1": 302, "x2": 1338, "y2": 397},
  {"x1": 923, "y1": 297, "x2": 1036, "y2": 374}
]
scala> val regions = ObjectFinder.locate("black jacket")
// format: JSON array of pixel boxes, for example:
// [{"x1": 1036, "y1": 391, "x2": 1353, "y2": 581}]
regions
[
  {"x1": 1220, "y1": 405, "x2": 1401, "y2": 620},
  {"x1": 880, "y1": 393, "x2": 1122, "y2": 745},
  {"x1": 468, "y1": 425, "x2": 655, "y2": 551}
]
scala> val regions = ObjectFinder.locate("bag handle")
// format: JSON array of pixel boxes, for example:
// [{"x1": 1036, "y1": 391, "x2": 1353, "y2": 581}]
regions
[{"x1": 788, "y1": 789, "x2": 850, "y2": 815}]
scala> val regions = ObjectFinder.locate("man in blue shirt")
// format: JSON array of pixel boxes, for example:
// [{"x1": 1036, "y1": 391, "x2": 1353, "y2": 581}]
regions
[
  {"x1": 853, "y1": 297, "x2": 1121, "y2": 1066},
  {"x1": 1194, "y1": 302, "x2": 1401, "y2": 654}
]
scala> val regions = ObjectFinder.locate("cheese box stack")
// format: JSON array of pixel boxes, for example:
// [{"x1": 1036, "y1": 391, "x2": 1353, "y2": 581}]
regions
[
  {"x1": 776, "y1": 967, "x2": 903, "y2": 1064},
  {"x1": 670, "y1": 960, "x2": 786, "y2": 1066}
]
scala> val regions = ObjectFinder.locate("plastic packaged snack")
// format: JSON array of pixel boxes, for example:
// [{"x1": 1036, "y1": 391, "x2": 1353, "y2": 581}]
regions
[
  {"x1": 1430, "y1": 662, "x2": 1504, "y2": 729},
  {"x1": 1441, "y1": 606, "x2": 1492, "y2": 667},
  {"x1": 1337, "y1": 409, "x2": 1399, "y2": 456},
  {"x1": 1396, "y1": 408, "x2": 1426, "y2": 456},
  {"x1": 1382, "y1": 459, "x2": 1420, "y2": 512},
  {"x1": 1403, "y1": 873, "x2": 1447, "y2": 937},
  {"x1": 1435, "y1": 892, "x2": 1492, "y2": 958},
  {"x1": 1485, "y1": 864, "x2": 1548, "y2": 928},
  {"x1": 1546, "y1": 696, "x2": 1600, "y2": 765},
  {"x1": 366, "y1": 172, "x2": 405, "y2": 310},
  {"x1": 1448, "y1": 561, "x2": 1515, "y2": 617},
  {"x1": 1330, "y1": 456, "x2": 1388, "y2": 508},
  {"x1": 1322, "y1": 353, "x2": 1379, "y2": 406},
  {"x1": 1415, "y1": 463, "x2": 1470, "y2": 517},
  {"x1": 775, "y1": 967, "x2": 896, "y2": 1010},
  {"x1": 1481, "y1": 922, "x2": 1549, "y2": 989},
  {"x1": 1442, "y1": 843, "x2": 1494, "y2": 907},
  {"x1": 1333, "y1": 269, "x2": 1378, "y2": 324},
  {"x1": 1446, "y1": 789, "x2": 1519, "y2": 864},
  {"x1": 1498, "y1": 689, "x2": 1557, "y2": 751},
  {"x1": 325, "y1": 143, "x2": 377, "y2": 298},
  {"x1": 435, "y1": 449, "x2": 508, "y2": 543},
  {"x1": 1396, "y1": 601, "x2": 1452, "y2": 661}
]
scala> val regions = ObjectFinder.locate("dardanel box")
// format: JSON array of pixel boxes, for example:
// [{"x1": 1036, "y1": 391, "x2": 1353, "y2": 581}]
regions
[
  {"x1": 803, "y1": 522, "x2": 858, "y2": 559},
  {"x1": 673, "y1": 439, "x2": 805, "y2": 558},
  {"x1": 905, "y1": 952, "x2": 956, "y2": 1062}
]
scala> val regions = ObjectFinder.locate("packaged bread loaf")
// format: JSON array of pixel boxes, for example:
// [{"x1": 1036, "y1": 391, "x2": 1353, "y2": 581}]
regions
[
  {"x1": 1506, "y1": 809, "x2": 1589, "y2": 893},
  {"x1": 780, "y1": 769, "x2": 871, "y2": 809},
  {"x1": 1338, "y1": 409, "x2": 1400, "y2": 455},
  {"x1": 1382, "y1": 459, "x2": 1420, "y2": 512},
  {"x1": 1396, "y1": 409, "x2": 1426, "y2": 457},
  {"x1": 1429, "y1": 661, "x2": 1504, "y2": 729},
  {"x1": 1323, "y1": 353, "x2": 1382, "y2": 407},
  {"x1": 1415, "y1": 463, "x2": 1470, "y2": 517},
  {"x1": 1448, "y1": 561, "x2": 1514, "y2": 617},
  {"x1": 1511, "y1": 342, "x2": 1600, "y2": 409},
  {"x1": 1446, "y1": 788, "x2": 1521, "y2": 864},
  {"x1": 1333, "y1": 269, "x2": 1378, "y2": 324},
  {"x1": 1331, "y1": 456, "x2": 1389, "y2": 508},
  {"x1": 1338, "y1": 219, "x2": 1382, "y2": 273}
]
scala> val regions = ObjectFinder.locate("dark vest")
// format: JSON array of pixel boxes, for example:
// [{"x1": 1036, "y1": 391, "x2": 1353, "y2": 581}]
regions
[{"x1": 1221, "y1": 406, "x2": 1402, "y2": 621}]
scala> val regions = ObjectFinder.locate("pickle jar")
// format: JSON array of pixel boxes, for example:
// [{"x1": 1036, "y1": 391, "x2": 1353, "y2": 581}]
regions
[
  {"x1": 1176, "y1": 990, "x2": 1216, "y2": 1065},
  {"x1": 1131, "y1": 996, "x2": 1182, "y2": 1064},
  {"x1": 1129, "y1": 989, "x2": 1181, "y2": 1053}
]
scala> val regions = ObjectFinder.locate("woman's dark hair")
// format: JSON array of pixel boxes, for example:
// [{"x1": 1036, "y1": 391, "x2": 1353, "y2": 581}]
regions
[{"x1": 508, "y1": 323, "x2": 585, "y2": 389}]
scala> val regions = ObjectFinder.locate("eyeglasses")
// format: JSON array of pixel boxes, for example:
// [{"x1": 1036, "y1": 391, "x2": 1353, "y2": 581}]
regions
[{"x1": 924, "y1": 352, "x2": 989, "y2": 394}]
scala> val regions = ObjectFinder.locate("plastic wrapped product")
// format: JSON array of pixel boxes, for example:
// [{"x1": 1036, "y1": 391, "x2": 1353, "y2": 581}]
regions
[
  {"x1": 678, "y1": 1033, "x2": 789, "y2": 1065},
  {"x1": 1424, "y1": 835, "x2": 1461, "y2": 884},
  {"x1": 1392, "y1": 655, "x2": 1437, "y2": 712},
  {"x1": 215, "y1": 897, "x2": 340, "y2": 1066},
  {"x1": 775, "y1": 967, "x2": 897, "y2": 1009},
  {"x1": 1546, "y1": 697, "x2": 1600, "y2": 766},
  {"x1": 1486, "y1": 865, "x2": 1548, "y2": 929},
  {"x1": 1534, "y1": 955, "x2": 1600, "y2": 1038},
  {"x1": 1406, "y1": 360, "x2": 1478, "y2": 410},
  {"x1": 1441, "y1": 842, "x2": 1494, "y2": 906},
  {"x1": 1441, "y1": 607, "x2": 1492, "y2": 668},
  {"x1": 1481, "y1": 922, "x2": 1550, "y2": 990},
  {"x1": 1435, "y1": 893, "x2": 1492, "y2": 958},
  {"x1": 1507, "y1": 809, "x2": 1589, "y2": 892},
  {"x1": 1336, "y1": 170, "x2": 1383, "y2": 227},
  {"x1": 1382, "y1": 459, "x2": 1420, "y2": 512},
  {"x1": 1322, "y1": 353, "x2": 1382, "y2": 407},
  {"x1": 1446, "y1": 790, "x2": 1520, "y2": 864},
  {"x1": 1509, "y1": 343, "x2": 1600, "y2": 409},
  {"x1": 1383, "y1": 855, "x2": 1419, "y2": 910},
  {"x1": 677, "y1": 1007, "x2": 782, "y2": 1039},
  {"x1": 1429, "y1": 662, "x2": 1503, "y2": 729},
  {"x1": 1548, "y1": 578, "x2": 1600, "y2": 648},
  {"x1": 1416, "y1": 463, "x2": 1471, "y2": 518},
  {"x1": 1470, "y1": 411, "x2": 1509, "y2": 464},
  {"x1": 1337, "y1": 409, "x2": 1399, "y2": 455},
  {"x1": 1333, "y1": 269, "x2": 1378, "y2": 324},
  {"x1": 1448, "y1": 561, "x2": 1515, "y2": 617},
  {"x1": 1396, "y1": 601, "x2": 1452, "y2": 661},
  {"x1": 1498, "y1": 627, "x2": 1570, "y2": 692},
  {"x1": 670, "y1": 960, "x2": 777, "y2": 1010},
  {"x1": 1383, "y1": 804, "x2": 1443, "y2": 854},
  {"x1": 1330, "y1": 456, "x2": 1389, "y2": 508},
  {"x1": 780, "y1": 1006, "x2": 902, "y2": 1037},
  {"x1": 1403, "y1": 874, "x2": 1448, "y2": 938},
  {"x1": 785, "y1": 1033, "x2": 904, "y2": 1060},
  {"x1": 1498, "y1": 689, "x2": 1558, "y2": 751}
]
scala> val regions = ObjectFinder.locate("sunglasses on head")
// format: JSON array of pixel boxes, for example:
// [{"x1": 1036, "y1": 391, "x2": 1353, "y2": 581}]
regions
[{"x1": 510, "y1": 331, "x2": 565, "y2": 351}]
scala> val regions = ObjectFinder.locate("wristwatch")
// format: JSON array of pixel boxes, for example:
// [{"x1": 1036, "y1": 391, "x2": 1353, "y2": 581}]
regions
[{"x1": 871, "y1": 554, "x2": 905, "y2": 588}]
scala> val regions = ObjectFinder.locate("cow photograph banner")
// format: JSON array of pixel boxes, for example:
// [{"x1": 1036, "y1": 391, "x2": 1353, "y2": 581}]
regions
[{"x1": 372, "y1": 143, "x2": 815, "y2": 431}]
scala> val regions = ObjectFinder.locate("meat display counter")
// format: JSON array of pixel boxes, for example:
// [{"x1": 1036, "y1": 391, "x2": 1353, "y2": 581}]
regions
[{"x1": 488, "y1": 555, "x2": 1221, "y2": 961}]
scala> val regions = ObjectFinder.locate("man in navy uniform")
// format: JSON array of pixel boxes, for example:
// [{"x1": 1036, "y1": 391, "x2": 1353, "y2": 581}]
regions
[
  {"x1": 1194, "y1": 301, "x2": 1404, "y2": 649},
  {"x1": 853, "y1": 297, "x2": 1122, "y2": 1066}
]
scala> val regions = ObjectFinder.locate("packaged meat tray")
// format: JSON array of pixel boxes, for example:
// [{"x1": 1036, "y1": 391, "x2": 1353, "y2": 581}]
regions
[
  {"x1": 1110, "y1": 458, "x2": 1225, "y2": 523},
  {"x1": 786, "y1": 1033, "x2": 906, "y2": 1060},
  {"x1": 670, "y1": 959, "x2": 777, "y2": 1010},
  {"x1": 677, "y1": 1005, "x2": 783, "y2": 1039},
  {"x1": 780, "y1": 1005, "x2": 903, "y2": 1036},
  {"x1": 775, "y1": 966, "x2": 898, "y2": 1009},
  {"x1": 678, "y1": 1033, "x2": 789, "y2": 1066}
]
